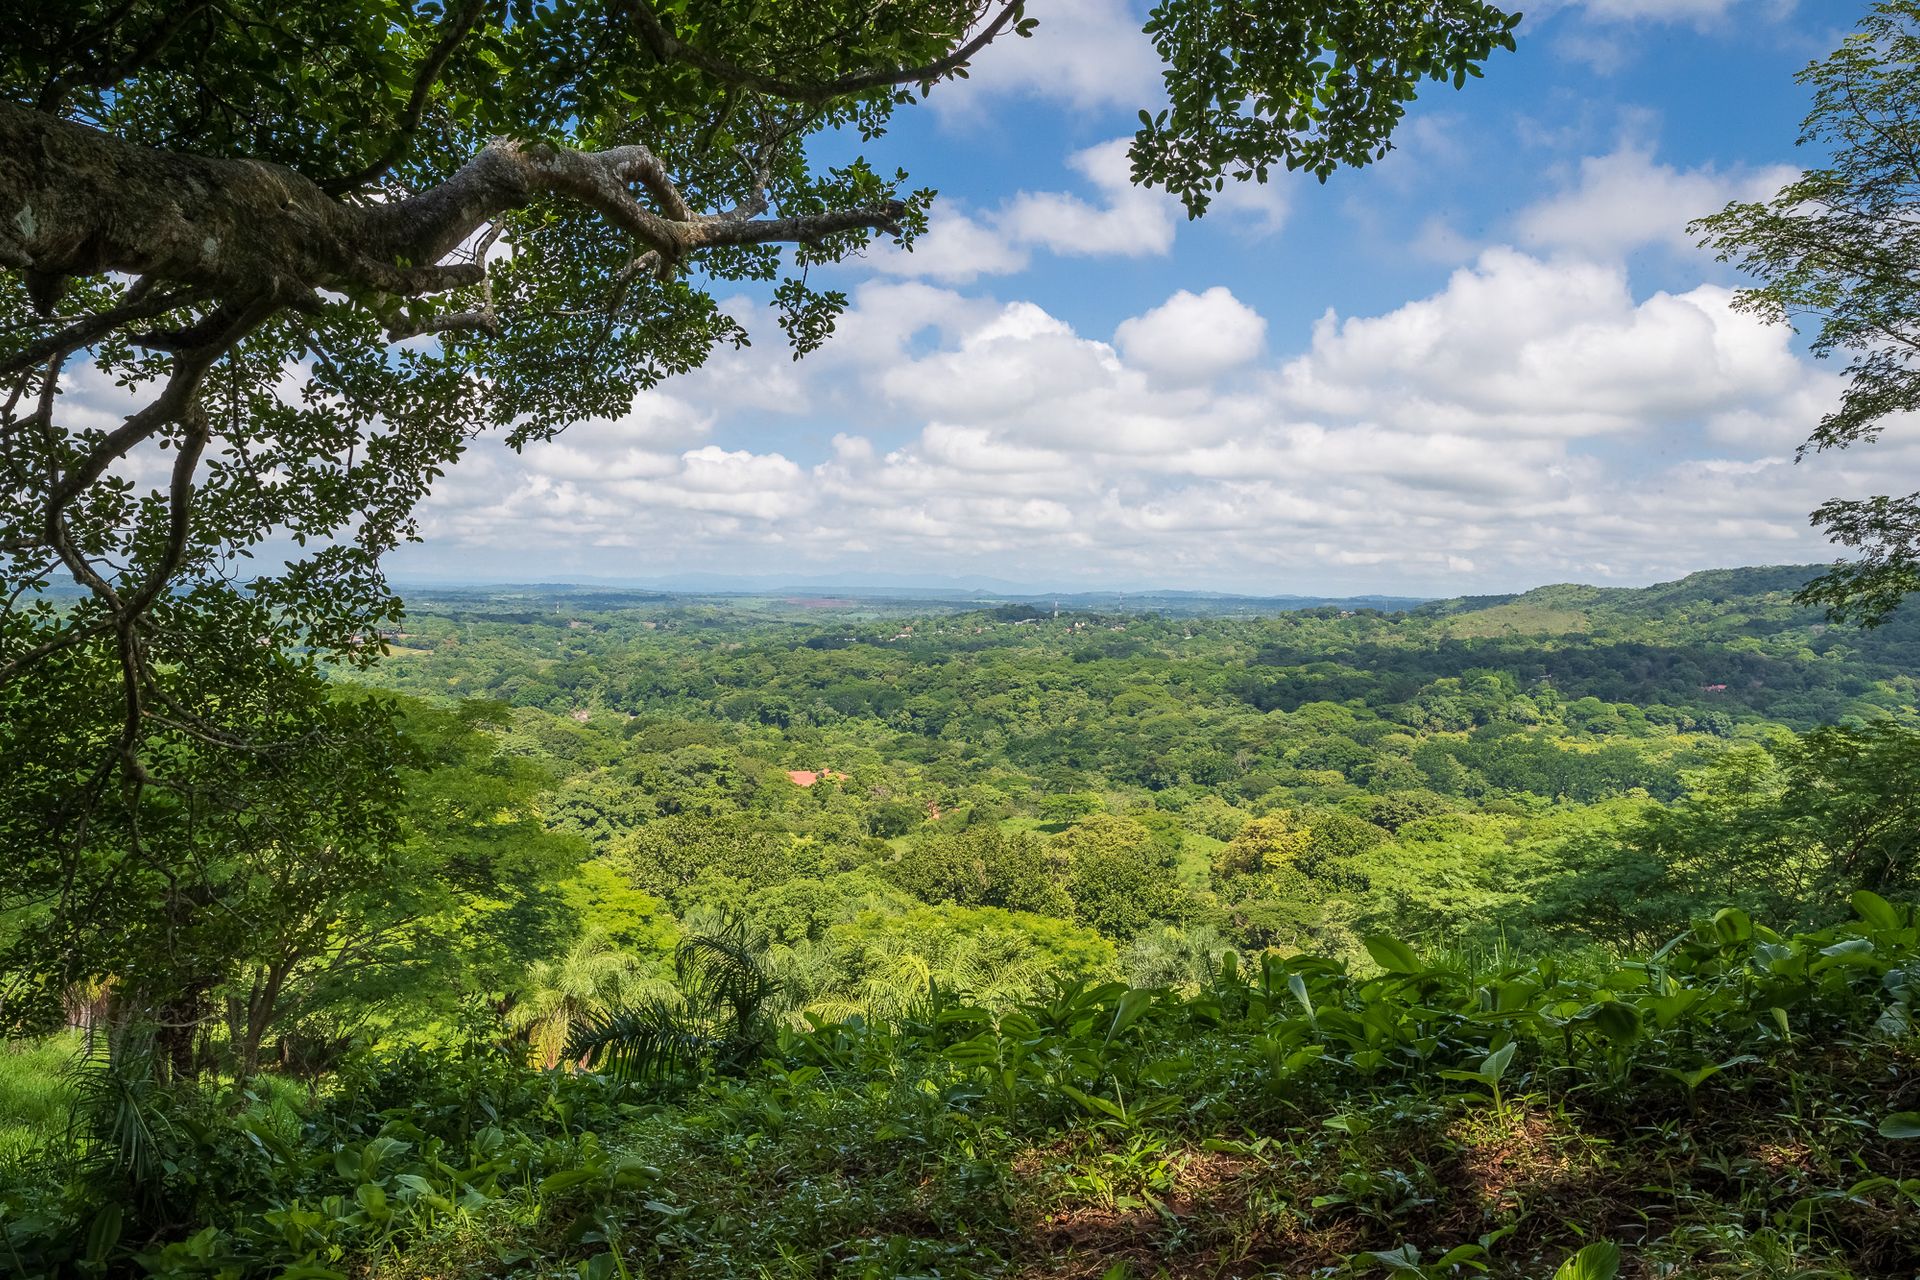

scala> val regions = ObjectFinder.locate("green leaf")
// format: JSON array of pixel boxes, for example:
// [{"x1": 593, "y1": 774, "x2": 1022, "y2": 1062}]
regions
[
  {"x1": 1815, "y1": 938, "x2": 1876, "y2": 969},
  {"x1": 538, "y1": 1167, "x2": 605, "y2": 1194},
  {"x1": 355, "y1": 1182, "x2": 390, "y2": 1218},
  {"x1": 1655, "y1": 1055, "x2": 1759, "y2": 1093},
  {"x1": 1577, "y1": 1001, "x2": 1642, "y2": 1046},
  {"x1": 1106, "y1": 989, "x2": 1153, "y2": 1042},
  {"x1": 1365, "y1": 1243, "x2": 1423, "y2": 1273},
  {"x1": 1552, "y1": 1241, "x2": 1621, "y2": 1280},
  {"x1": 83, "y1": 1203, "x2": 122, "y2": 1266},
  {"x1": 1711, "y1": 907, "x2": 1752, "y2": 943},
  {"x1": 1879, "y1": 1112, "x2": 1920, "y2": 1139},
  {"x1": 1287, "y1": 971, "x2": 1314, "y2": 1020},
  {"x1": 1363, "y1": 935, "x2": 1424, "y2": 976},
  {"x1": 1853, "y1": 889, "x2": 1902, "y2": 931},
  {"x1": 1060, "y1": 1084, "x2": 1128, "y2": 1123}
]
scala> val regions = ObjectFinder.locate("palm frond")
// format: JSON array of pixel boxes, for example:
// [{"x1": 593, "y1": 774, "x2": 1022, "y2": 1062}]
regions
[
  {"x1": 564, "y1": 997, "x2": 703, "y2": 1082},
  {"x1": 63, "y1": 1028, "x2": 173, "y2": 1205},
  {"x1": 677, "y1": 920, "x2": 776, "y2": 1028},
  {"x1": 568, "y1": 917, "x2": 783, "y2": 1082}
]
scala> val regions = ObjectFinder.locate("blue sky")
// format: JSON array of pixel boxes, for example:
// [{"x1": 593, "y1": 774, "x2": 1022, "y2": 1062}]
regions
[{"x1": 395, "y1": 0, "x2": 1920, "y2": 597}]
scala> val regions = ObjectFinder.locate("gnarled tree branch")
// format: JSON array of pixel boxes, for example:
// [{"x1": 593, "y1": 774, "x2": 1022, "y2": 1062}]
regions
[{"x1": 0, "y1": 101, "x2": 899, "y2": 311}]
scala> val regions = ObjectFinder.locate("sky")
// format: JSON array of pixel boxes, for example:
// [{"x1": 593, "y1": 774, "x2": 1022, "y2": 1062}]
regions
[{"x1": 398, "y1": 0, "x2": 1920, "y2": 597}]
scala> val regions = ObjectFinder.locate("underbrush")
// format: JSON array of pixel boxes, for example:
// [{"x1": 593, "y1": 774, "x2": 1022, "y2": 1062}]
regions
[{"x1": 5, "y1": 895, "x2": 1918, "y2": 1279}]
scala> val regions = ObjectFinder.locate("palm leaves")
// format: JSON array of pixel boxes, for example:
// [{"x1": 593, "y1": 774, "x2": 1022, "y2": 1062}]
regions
[
  {"x1": 63, "y1": 1028, "x2": 174, "y2": 1210},
  {"x1": 566, "y1": 919, "x2": 779, "y2": 1082},
  {"x1": 800, "y1": 929, "x2": 1053, "y2": 1023},
  {"x1": 505, "y1": 931, "x2": 664, "y2": 1069}
]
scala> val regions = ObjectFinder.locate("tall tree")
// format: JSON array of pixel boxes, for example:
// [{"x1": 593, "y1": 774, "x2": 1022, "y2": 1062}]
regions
[
  {"x1": 1695, "y1": 0, "x2": 1920, "y2": 625},
  {"x1": 0, "y1": 0, "x2": 1520, "y2": 1009}
]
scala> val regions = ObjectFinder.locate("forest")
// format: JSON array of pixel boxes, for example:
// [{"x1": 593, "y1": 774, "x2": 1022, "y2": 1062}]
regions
[
  {"x1": 8, "y1": 0, "x2": 1920, "y2": 1275},
  {"x1": 5, "y1": 566, "x2": 1920, "y2": 1277}
]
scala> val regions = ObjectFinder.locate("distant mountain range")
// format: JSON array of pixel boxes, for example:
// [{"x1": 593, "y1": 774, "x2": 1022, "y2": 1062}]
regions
[
  {"x1": 390, "y1": 564, "x2": 1858, "y2": 619},
  {"x1": 45, "y1": 563, "x2": 1848, "y2": 622},
  {"x1": 387, "y1": 571, "x2": 1431, "y2": 615}
]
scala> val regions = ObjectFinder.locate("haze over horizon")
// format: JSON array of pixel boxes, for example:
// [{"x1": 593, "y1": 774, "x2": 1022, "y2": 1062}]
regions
[{"x1": 384, "y1": 560, "x2": 1826, "y2": 604}]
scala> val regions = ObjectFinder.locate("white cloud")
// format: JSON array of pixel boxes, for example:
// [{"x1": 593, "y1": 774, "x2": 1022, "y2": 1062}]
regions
[
  {"x1": 866, "y1": 137, "x2": 1288, "y2": 283},
  {"x1": 996, "y1": 138, "x2": 1179, "y2": 258},
  {"x1": 1532, "y1": 0, "x2": 1790, "y2": 23},
  {"x1": 862, "y1": 139, "x2": 1176, "y2": 282},
  {"x1": 1114, "y1": 287, "x2": 1267, "y2": 383},
  {"x1": 865, "y1": 207, "x2": 1030, "y2": 284},
  {"x1": 927, "y1": 0, "x2": 1162, "y2": 117},
  {"x1": 1208, "y1": 173, "x2": 1293, "y2": 236},
  {"x1": 1276, "y1": 249, "x2": 1809, "y2": 436},
  {"x1": 1515, "y1": 144, "x2": 1796, "y2": 258},
  {"x1": 1574, "y1": 0, "x2": 1751, "y2": 20},
  {"x1": 398, "y1": 250, "x2": 1915, "y2": 595}
]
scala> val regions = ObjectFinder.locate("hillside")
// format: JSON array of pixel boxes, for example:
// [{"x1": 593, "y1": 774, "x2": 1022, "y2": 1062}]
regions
[
  {"x1": 4, "y1": 565, "x2": 1918, "y2": 1278},
  {"x1": 1418, "y1": 565, "x2": 1835, "y2": 632}
]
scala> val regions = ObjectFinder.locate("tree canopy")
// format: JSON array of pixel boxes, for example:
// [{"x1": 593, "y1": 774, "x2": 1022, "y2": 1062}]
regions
[
  {"x1": 0, "y1": 0, "x2": 1521, "y2": 1024},
  {"x1": 1695, "y1": 0, "x2": 1920, "y2": 625}
]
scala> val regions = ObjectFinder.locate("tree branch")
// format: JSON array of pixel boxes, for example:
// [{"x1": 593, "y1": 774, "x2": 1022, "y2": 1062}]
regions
[
  {"x1": 2, "y1": 103, "x2": 902, "y2": 311},
  {"x1": 621, "y1": 0, "x2": 1025, "y2": 103},
  {"x1": 317, "y1": 0, "x2": 489, "y2": 196}
]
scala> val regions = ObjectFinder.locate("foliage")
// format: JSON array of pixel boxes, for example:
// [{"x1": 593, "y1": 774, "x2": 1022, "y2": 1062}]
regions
[
  {"x1": 1137, "y1": 0, "x2": 1522, "y2": 207},
  {"x1": 4, "y1": 574, "x2": 1918, "y2": 1274},
  {"x1": 0, "y1": 693, "x2": 578, "y2": 1079},
  {"x1": 567, "y1": 918, "x2": 778, "y2": 1081},
  {"x1": 508, "y1": 932, "x2": 663, "y2": 1070},
  {"x1": 881, "y1": 824, "x2": 1071, "y2": 917},
  {"x1": 1, "y1": 0, "x2": 1526, "y2": 1055},
  {"x1": 1532, "y1": 723, "x2": 1920, "y2": 944},
  {"x1": 1055, "y1": 815, "x2": 1193, "y2": 938},
  {"x1": 1694, "y1": 1, "x2": 1920, "y2": 624},
  {"x1": 7, "y1": 897, "x2": 1919, "y2": 1278},
  {"x1": 330, "y1": 572, "x2": 1920, "y2": 967}
]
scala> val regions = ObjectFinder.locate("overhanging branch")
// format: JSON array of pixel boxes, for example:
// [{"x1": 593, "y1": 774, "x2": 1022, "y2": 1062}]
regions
[{"x1": 621, "y1": 0, "x2": 1025, "y2": 103}]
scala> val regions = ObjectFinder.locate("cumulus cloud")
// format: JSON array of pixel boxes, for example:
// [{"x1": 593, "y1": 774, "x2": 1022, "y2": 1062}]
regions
[
  {"x1": 864, "y1": 207, "x2": 1030, "y2": 285},
  {"x1": 1208, "y1": 173, "x2": 1293, "y2": 236},
  {"x1": 1114, "y1": 287, "x2": 1267, "y2": 383},
  {"x1": 867, "y1": 137, "x2": 1288, "y2": 283},
  {"x1": 925, "y1": 0, "x2": 1162, "y2": 117},
  {"x1": 1535, "y1": 0, "x2": 1797, "y2": 67},
  {"x1": 394, "y1": 250, "x2": 1904, "y2": 595},
  {"x1": 1515, "y1": 144, "x2": 1797, "y2": 258},
  {"x1": 1529, "y1": 0, "x2": 1789, "y2": 23},
  {"x1": 1572, "y1": 0, "x2": 1761, "y2": 21},
  {"x1": 1276, "y1": 249, "x2": 1807, "y2": 436},
  {"x1": 999, "y1": 139, "x2": 1178, "y2": 258}
]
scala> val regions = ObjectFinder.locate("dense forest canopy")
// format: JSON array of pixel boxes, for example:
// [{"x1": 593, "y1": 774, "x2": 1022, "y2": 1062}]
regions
[
  {"x1": 7, "y1": 566, "x2": 1920, "y2": 1276},
  {"x1": 6, "y1": 1, "x2": 1920, "y2": 1277}
]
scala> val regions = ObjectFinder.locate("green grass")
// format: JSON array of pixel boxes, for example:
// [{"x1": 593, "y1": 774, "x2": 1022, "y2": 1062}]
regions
[
  {"x1": 1177, "y1": 832, "x2": 1224, "y2": 887},
  {"x1": 0, "y1": 1032, "x2": 80, "y2": 1177},
  {"x1": 1445, "y1": 603, "x2": 1591, "y2": 638}
]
